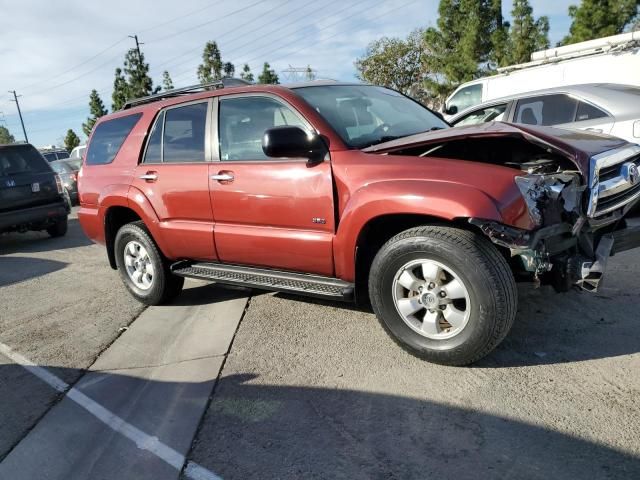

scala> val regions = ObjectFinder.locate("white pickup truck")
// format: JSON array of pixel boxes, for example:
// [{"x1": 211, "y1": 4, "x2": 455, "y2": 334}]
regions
[{"x1": 443, "y1": 30, "x2": 640, "y2": 118}]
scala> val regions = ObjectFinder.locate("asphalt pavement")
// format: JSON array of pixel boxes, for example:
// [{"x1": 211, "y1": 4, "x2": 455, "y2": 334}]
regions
[{"x1": 1, "y1": 209, "x2": 639, "y2": 479}]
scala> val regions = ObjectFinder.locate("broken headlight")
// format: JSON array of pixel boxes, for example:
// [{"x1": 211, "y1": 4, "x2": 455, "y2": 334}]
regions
[{"x1": 515, "y1": 173, "x2": 582, "y2": 227}]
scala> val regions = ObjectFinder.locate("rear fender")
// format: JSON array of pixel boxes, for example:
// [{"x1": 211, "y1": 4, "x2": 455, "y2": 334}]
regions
[{"x1": 333, "y1": 180, "x2": 505, "y2": 281}]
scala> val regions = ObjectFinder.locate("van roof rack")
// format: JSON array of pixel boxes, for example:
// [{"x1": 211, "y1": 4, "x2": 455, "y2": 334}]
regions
[{"x1": 122, "y1": 78, "x2": 253, "y2": 109}]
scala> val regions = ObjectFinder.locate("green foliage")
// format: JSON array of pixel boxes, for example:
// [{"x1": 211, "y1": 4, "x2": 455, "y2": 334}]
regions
[
  {"x1": 64, "y1": 129, "x2": 81, "y2": 152},
  {"x1": 223, "y1": 62, "x2": 235, "y2": 78},
  {"x1": 197, "y1": 41, "x2": 223, "y2": 83},
  {"x1": 0, "y1": 125, "x2": 16, "y2": 144},
  {"x1": 83, "y1": 89, "x2": 108, "y2": 137},
  {"x1": 124, "y1": 48, "x2": 154, "y2": 99},
  {"x1": 112, "y1": 67, "x2": 129, "y2": 111},
  {"x1": 562, "y1": 0, "x2": 639, "y2": 45},
  {"x1": 423, "y1": 0, "x2": 498, "y2": 102},
  {"x1": 355, "y1": 29, "x2": 426, "y2": 100},
  {"x1": 162, "y1": 71, "x2": 174, "y2": 91},
  {"x1": 257, "y1": 62, "x2": 279, "y2": 84},
  {"x1": 240, "y1": 64, "x2": 254, "y2": 82},
  {"x1": 506, "y1": 0, "x2": 549, "y2": 64}
]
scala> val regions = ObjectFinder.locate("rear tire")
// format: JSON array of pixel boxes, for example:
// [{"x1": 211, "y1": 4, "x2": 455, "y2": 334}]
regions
[
  {"x1": 46, "y1": 217, "x2": 68, "y2": 237},
  {"x1": 369, "y1": 226, "x2": 517, "y2": 366},
  {"x1": 114, "y1": 221, "x2": 184, "y2": 305}
]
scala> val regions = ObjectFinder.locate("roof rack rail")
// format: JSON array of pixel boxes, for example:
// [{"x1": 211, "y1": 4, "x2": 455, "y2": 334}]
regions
[{"x1": 122, "y1": 77, "x2": 253, "y2": 109}]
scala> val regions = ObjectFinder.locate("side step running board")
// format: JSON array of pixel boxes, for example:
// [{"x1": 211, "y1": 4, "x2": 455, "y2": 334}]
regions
[{"x1": 171, "y1": 262, "x2": 354, "y2": 301}]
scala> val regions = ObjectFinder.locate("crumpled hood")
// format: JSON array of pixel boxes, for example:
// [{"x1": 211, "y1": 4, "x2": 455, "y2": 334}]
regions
[{"x1": 362, "y1": 122, "x2": 630, "y2": 173}]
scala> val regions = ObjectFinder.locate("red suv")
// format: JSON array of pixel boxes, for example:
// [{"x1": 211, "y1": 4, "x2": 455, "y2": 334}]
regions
[{"x1": 78, "y1": 80, "x2": 640, "y2": 365}]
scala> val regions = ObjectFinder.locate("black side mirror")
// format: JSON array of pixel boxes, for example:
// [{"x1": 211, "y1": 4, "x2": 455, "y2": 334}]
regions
[
  {"x1": 444, "y1": 105, "x2": 458, "y2": 115},
  {"x1": 262, "y1": 126, "x2": 328, "y2": 164}
]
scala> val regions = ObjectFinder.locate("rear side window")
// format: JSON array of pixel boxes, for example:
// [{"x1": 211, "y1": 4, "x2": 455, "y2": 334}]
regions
[
  {"x1": 0, "y1": 145, "x2": 51, "y2": 177},
  {"x1": 515, "y1": 94, "x2": 578, "y2": 126},
  {"x1": 454, "y1": 104, "x2": 508, "y2": 126},
  {"x1": 575, "y1": 101, "x2": 608, "y2": 122},
  {"x1": 163, "y1": 103, "x2": 208, "y2": 163},
  {"x1": 86, "y1": 113, "x2": 142, "y2": 165}
]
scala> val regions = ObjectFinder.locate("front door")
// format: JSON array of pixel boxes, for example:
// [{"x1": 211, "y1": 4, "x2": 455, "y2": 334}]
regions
[
  {"x1": 131, "y1": 100, "x2": 217, "y2": 261},
  {"x1": 210, "y1": 94, "x2": 335, "y2": 276}
]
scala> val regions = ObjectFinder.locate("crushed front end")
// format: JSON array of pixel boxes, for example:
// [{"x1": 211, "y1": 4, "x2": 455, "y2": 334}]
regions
[{"x1": 474, "y1": 144, "x2": 640, "y2": 293}]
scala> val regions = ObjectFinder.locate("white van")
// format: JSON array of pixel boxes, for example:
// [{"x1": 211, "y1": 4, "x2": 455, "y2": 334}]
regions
[{"x1": 443, "y1": 30, "x2": 640, "y2": 118}]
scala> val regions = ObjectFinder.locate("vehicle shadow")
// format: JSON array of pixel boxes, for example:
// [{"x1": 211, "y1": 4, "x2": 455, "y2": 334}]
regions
[
  {"x1": 0, "y1": 218, "x2": 92, "y2": 255},
  {"x1": 0, "y1": 257, "x2": 68, "y2": 287},
  {"x1": 0, "y1": 365, "x2": 638, "y2": 480},
  {"x1": 274, "y1": 280, "x2": 640, "y2": 367},
  {"x1": 169, "y1": 282, "x2": 256, "y2": 307}
]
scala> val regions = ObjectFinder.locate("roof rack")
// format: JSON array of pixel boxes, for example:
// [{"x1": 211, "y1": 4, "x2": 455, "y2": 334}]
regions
[{"x1": 122, "y1": 77, "x2": 253, "y2": 109}]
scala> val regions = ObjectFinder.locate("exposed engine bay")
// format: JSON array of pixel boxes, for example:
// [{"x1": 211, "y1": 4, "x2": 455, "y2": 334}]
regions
[{"x1": 393, "y1": 136, "x2": 640, "y2": 293}]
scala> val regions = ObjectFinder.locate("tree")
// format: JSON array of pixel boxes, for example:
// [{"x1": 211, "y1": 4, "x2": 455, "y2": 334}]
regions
[
  {"x1": 561, "y1": 0, "x2": 639, "y2": 45},
  {"x1": 64, "y1": 129, "x2": 81, "y2": 151},
  {"x1": 0, "y1": 125, "x2": 15, "y2": 144},
  {"x1": 223, "y1": 62, "x2": 235, "y2": 78},
  {"x1": 423, "y1": 0, "x2": 498, "y2": 102},
  {"x1": 506, "y1": 0, "x2": 549, "y2": 64},
  {"x1": 112, "y1": 68, "x2": 129, "y2": 110},
  {"x1": 240, "y1": 63, "x2": 254, "y2": 82},
  {"x1": 355, "y1": 30, "x2": 426, "y2": 100},
  {"x1": 82, "y1": 89, "x2": 108, "y2": 137},
  {"x1": 197, "y1": 41, "x2": 223, "y2": 83},
  {"x1": 257, "y1": 62, "x2": 279, "y2": 84},
  {"x1": 489, "y1": 0, "x2": 511, "y2": 67},
  {"x1": 162, "y1": 71, "x2": 174, "y2": 91},
  {"x1": 123, "y1": 48, "x2": 154, "y2": 99}
]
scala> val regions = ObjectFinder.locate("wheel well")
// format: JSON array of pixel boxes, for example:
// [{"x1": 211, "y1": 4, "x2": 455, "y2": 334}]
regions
[
  {"x1": 354, "y1": 214, "x2": 482, "y2": 306},
  {"x1": 105, "y1": 207, "x2": 141, "y2": 269}
]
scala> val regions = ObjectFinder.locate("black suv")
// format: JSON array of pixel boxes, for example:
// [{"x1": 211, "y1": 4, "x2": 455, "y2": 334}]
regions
[{"x1": 0, "y1": 143, "x2": 69, "y2": 237}]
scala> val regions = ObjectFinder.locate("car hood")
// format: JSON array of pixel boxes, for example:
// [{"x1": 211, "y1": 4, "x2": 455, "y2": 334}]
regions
[{"x1": 362, "y1": 122, "x2": 630, "y2": 173}]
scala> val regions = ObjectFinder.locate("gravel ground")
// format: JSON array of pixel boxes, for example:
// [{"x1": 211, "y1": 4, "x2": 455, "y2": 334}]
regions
[{"x1": 188, "y1": 248, "x2": 640, "y2": 479}]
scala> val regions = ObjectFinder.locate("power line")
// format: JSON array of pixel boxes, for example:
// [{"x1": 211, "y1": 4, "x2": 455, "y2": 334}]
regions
[
  {"x1": 8, "y1": 91, "x2": 28, "y2": 143},
  {"x1": 138, "y1": 0, "x2": 228, "y2": 34}
]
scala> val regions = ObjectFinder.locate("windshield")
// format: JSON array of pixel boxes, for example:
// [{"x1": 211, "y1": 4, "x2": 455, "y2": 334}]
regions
[
  {"x1": 294, "y1": 85, "x2": 448, "y2": 148},
  {"x1": 51, "y1": 160, "x2": 73, "y2": 174},
  {"x1": 0, "y1": 145, "x2": 51, "y2": 177}
]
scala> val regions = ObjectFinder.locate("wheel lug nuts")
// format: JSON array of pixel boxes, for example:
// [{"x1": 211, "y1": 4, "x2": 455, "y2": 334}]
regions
[
  {"x1": 439, "y1": 291, "x2": 446, "y2": 298},
  {"x1": 428, "y1": 282, "x2": 435, "y2": 290},
  {"x1": 439, "y1": 305, "x2": 446, "y2": 310}
]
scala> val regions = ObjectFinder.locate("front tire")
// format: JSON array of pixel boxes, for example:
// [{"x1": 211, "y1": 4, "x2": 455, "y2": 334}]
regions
[
  {"x1": 369, "y1": 226, "x2": 517, "y2": 366},
  {"x1": 114, "y1": 222, "x2": 184, "y2": 305}
]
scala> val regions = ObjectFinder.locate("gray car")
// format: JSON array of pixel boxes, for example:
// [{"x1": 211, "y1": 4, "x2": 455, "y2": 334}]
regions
[{"x1": 449, "y1": 83, "x2": 640, "y2": 144}]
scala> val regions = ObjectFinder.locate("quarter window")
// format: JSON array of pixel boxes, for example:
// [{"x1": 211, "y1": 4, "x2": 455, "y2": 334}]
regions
[
  {"x1": 86, "y1": 113, "x2": 142, "y2": 165},
  {"x1": 218, "y1": 96, "x2": 308, "y2": 161},
  {"x1": 143, "y1": 112, "x2": 164, "y2": 163},
  {"x1": 454, "y1": 104, "x2": 508, "y2": 126},
  {"x1": 162, "y1": 103, "x2": 208, "y2": 163},
  {"x1": 575, "y1": 101, "x2": 608, "y2": 122}
]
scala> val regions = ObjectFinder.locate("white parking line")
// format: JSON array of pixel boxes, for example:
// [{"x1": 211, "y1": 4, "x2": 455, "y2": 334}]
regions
[{"x1": 0, "y1": 341, "x2": 222, "y2": 480}]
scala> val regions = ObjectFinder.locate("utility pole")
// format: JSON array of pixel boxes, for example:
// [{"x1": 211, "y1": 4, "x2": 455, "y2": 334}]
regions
[
  {"x1": 8, "y1": 90, "x2": 28, "y2": 143},
  {"x1": 129, "y1": 35, "x2": 144, "y2": 62}
]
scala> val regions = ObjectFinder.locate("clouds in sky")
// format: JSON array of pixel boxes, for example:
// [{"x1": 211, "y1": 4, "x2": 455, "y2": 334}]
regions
[{"x1": 0, "y1": 0, "x2": 572, "y2": 146}]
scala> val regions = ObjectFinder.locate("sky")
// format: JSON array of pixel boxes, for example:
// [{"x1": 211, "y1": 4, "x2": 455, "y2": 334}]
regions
[{"x1": 0, "y1": 0, "x2": 574, "y2": 147}]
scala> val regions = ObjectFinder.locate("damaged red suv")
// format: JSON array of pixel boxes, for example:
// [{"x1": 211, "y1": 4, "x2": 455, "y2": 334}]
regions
[{"x1": 78, "y1": 80, "x2": 640, "y2": 365}]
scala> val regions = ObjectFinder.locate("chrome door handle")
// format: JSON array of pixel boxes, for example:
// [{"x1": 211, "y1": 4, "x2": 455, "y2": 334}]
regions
[
  {"x1": 139, "y1": 173, "x2": 158, "y2": 181},
  {"x1": 210, "y1": 173, "x2": 234, "y2": 182}
]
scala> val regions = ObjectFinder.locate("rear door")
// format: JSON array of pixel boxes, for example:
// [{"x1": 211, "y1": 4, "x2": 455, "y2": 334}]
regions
[
  {"x1": 209, "y1": 93, "x2": 335, "y2": 276},
  {"x1": 0, "y1": 144, "x2": 61, "y2": 213},
  {"x1": 130, "y1": 99, "x2": 217, "y2": 261}
]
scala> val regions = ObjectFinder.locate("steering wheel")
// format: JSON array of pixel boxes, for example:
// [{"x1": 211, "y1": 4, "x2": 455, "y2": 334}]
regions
[{"x1": 372, "y1": 123, "x2": 392, "y2": 137}]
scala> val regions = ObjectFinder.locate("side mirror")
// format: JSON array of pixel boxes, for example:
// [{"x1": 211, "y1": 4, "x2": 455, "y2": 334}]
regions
[
  {"x1": 262, "y1": 126, "x2": 328, "y2": 164},
  {"x1": 445, "y1": 105, "x2": 458, "y2": 115}
]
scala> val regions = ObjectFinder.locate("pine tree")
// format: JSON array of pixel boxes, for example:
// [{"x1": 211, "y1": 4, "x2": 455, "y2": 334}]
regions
[
  {"x1": 257, "y1": 62, "x2": 279, "y2": 84},
  {"x1": 124, "y1": 48, "x2": 154, "y2": 99},
  {"x1": 112, "y1": 68, "x2": 129, "y2": 111},
  {"x1": 562, "y1": 0, "x2": 639, "y2": 45},
  {"x1": 423, "y1": 0, "x2": 497, "y2": 100},
  {"x1": 83, "y1": 89, "x2": 108, "y2": 137},
  {"x1": 240, "y1": 64, "x2": 254, "y2": 82},
  {"x1": 0, "y1": 125, "x2": 15, "y2": 144},
  {"x1": 197, "y1": 41, "x2": 223, "y2": 83},
  {"x1": 162, "y1": 71, "x2": 174, "y2": 91},
  {"x1": 64, "y1": 129, "x2": 81, "y2": 151},
  {"x1": 490, "y1": 0, "x2": 511, "y2": 67},
  {"x1": 223, "y1": 62, "x2": 235, "y2": 78},
  {"x1": 507, "y1": 0, "x2": 550, "y2": 64}
]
